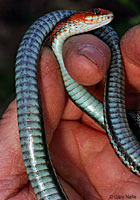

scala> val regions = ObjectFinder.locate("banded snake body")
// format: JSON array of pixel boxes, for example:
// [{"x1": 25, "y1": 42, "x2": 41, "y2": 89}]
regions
[{"x1": 15, "y1": 8, "x2": 140, "y2": 200}]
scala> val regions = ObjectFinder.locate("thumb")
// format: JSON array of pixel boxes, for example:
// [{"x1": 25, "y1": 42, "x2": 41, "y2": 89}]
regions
[{"x1": 63, "y1": 33, "x2": 111, "y2": 86}]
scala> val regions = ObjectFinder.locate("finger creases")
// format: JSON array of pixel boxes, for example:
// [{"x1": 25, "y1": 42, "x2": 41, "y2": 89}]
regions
[{"x1": 121, "y1": 25, "x2": 140, "y2": 94}]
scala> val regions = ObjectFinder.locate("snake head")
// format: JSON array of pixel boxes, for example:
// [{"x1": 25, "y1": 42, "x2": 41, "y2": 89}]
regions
[
  {"x1": 70, "y1": 8, "x2": 114, "y2": 25},
  {"x1": 51, "y1": 8, "x2": 114, "y2": 44}
]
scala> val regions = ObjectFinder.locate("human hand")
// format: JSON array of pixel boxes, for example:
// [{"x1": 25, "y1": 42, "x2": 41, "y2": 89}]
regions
[{"x1": 0, "y1": 25, "x2": 140, "y2": 200}]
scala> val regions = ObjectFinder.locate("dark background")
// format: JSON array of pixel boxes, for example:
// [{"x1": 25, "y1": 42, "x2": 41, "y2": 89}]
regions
[{"x1": 0, "y1": 0, "x2": 140, "y2": 117}]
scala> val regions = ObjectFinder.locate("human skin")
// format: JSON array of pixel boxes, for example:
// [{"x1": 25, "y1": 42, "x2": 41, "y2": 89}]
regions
[{"x1": 0, "y1": 25, "x2": 140, "y2": 200}]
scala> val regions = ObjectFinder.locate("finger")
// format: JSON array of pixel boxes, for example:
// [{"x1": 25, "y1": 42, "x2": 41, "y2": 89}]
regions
[
  {"x1": 63, "y1": 34, "x2": 111, "y2": 86},
  {"x1": 121, "y1": 25, "x2": 140, "y2": 92},
  {"x1": 120, "y1": 25, "x2": 140, "y2": 109},
  {"x1": 38, "y1": 47, "x2": 66, "y2": 139}
]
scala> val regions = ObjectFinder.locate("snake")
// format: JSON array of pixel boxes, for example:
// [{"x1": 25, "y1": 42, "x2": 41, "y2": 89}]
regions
[{"x1": 15, "y1": 8, "x2": 140, "y2": 200}]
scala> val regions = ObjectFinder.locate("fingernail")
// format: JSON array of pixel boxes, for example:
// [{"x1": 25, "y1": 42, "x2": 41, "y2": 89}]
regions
[{"x1": 78, "y1": 46, "x2": 105, "y2": 70}]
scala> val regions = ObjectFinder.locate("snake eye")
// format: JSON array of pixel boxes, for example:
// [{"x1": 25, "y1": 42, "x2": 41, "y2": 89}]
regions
[{"x1": 92, "y1": 8, "x2": 101, "y2": 15}]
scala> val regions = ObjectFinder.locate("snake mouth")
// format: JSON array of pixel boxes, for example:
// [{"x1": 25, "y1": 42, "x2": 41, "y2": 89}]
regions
[
  {"x1": 84, "y1": 14, "x2": 114, "y2": 33},
  {"x1": 95, "y1": 14, "x2": 114, "y2": 29}
]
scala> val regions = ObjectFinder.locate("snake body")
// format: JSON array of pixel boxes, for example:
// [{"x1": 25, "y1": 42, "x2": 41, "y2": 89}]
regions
[{"x1": 15, "y1": 9, "x2": 140, "y2": 200}]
